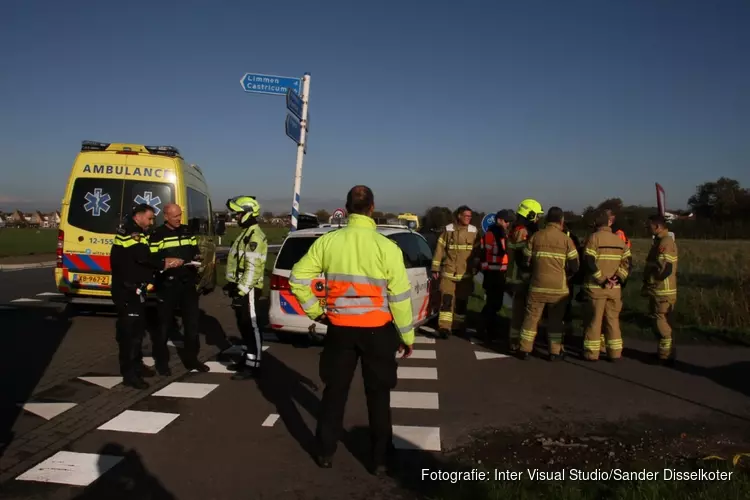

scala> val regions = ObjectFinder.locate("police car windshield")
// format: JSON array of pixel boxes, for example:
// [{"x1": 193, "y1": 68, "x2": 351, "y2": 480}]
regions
[
  {"x1": 68, "y1": 178, "x2": 175, "y2": 234},
  {"x1": 275, "y1": 236, "x2": 320, "y2": 270}
]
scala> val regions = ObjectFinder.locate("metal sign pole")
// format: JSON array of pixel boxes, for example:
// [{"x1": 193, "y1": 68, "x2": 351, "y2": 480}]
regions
[{"x1": 290, "y1": 73, "x2": 310, "y2": 231}]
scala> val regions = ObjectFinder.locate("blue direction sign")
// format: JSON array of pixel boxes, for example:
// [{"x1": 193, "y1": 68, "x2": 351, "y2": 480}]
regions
[
  {"x1": 285, "y1": 114, "x2": 302, "y2": 145},
  {"x1": 286, "y1": 88, "x2": 303, "y2": 120},
  {"x1": 481, "y1": 213, "x2": 496, "y2": 233},
  {"x1": 241, "y1": 73, "x2": 300, "y2": 96}
]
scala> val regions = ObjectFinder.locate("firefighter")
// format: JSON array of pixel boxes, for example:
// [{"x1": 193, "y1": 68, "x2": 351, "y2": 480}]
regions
[
  {"x1": 289, "y1": 185, "x2": 414, "y2": 475},
  {"x1": 518, "y1": 207, "x2": 579, "y2": 361},
  {"x1": 149, "y1": 203, "x2": 209, "y2": 375},
  {"x1": 478, "y1": 210, "x2": 514, "y2": 341},
  {"x1": 581, "y1": 210, "x2": 632, "y2": 362},
  {"x1": 642, "y1": 214, "x2": 678, "y2": 364},
  {"x1": 506, "y1": 199, "x2": 542, "y2": 352},
  {"x1": 110, "y1": 203, "x2": 182, "y2": 389},
  {"x1": 431, "y1": 205, "x2": 481, "y2": 339},
  {"x1": 561, "y1": 221, "x2": 583, "y2": 336},
  {"x1": 224, "y1": 196, "x2": 268, "y2": 379}
]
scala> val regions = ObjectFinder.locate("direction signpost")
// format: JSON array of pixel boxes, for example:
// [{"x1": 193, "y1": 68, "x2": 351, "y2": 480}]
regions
[
  {"x1": 240, "y1": 73, "x2": 300, "y2": 96},
  {"x1": 481, "y1": 213, "x2": 496, "y2": 233}
]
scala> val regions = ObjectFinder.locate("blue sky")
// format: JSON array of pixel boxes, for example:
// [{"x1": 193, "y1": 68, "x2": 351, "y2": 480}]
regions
[{"x1": 1, "y1": 0, "x2": 748, "y2": 215}]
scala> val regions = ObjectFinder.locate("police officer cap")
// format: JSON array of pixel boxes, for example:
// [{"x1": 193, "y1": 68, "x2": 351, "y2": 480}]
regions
[{"x1": 495, "y1": 209, "x2": 515, "y2": 223}]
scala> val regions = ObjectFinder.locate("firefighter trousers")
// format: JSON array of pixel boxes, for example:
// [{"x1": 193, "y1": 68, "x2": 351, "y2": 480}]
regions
[
  {"x1": 232, "y1": 287, "x2": 263, "y2": 368},
  {"x1": 582, "y1": 289, "x2": 623, "y2": 360},
  {"x1": 508, "y1": 282, "x2": 529, "y2": 349},
  {"x1": 112, "y1": 288, "x2": 147, "y2": 379},
  {"x1": 520, "y1": 293, "x2": 568, "y2": 355},
  {"x1": 438, "y1": 278, "x2": 473, "y2": 332},
  {"x1": 316, "y1": 323, "x2": 400, "y2": 466},
  {"x1": 155, "y1": 278, "x2": 201, "y2": 368},
  {"x1": 649, "y1": 296, "x2": 676, "y2": 359},
  {"x1": 480, "y1": 271, "x2": 506, "y2": 334}
]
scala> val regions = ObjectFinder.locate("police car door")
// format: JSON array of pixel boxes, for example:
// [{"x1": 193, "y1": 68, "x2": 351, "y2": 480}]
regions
[
  {"x1": 412, "y1": 233, "x2": 435, "y2": 324},
  {"x1": 390, "y1": 234, "x2": 422, "y2": 327}
]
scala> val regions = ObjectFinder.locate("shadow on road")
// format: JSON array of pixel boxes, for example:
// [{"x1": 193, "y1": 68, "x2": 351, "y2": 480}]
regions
[
  {"x1": 0, "y1": 308, "x2": 71, "y2": 456},
  {"x1": 72, "y1": 443, "x2": 176, "y2": 500}
]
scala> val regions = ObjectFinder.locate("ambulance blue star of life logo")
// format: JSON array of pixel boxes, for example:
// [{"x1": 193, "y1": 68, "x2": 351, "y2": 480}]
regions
[
  {"x1": 134, "y1": 191, "x2": 162, "y2": 216},
  {"x1": 83, "y1": 188, "x2": 111, "y2": 217}
]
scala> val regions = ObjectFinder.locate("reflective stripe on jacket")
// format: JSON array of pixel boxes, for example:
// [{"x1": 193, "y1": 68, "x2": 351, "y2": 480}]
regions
[
  {"x1": 582, "y1": 227, "x2": 631, "y2": 292},
  {"x1": 523, "y1": 222, "x2": 580, "y2": 296},
  {"x1": 643, "y1": 229, "x2": 678, "y2": 297},
  {"x1": 226, "y1": 224, "x2": 268, "y2": 294},
  {"x1": 480, "y1": 227, "x2": 508, "y2": 271},
  {"x1": 288, "y1": 214, "x2": 414, "y2": 345},
  {"x1": 506, "y1": 224, "x2": 529, "y2": 285},
  {"x1": 431, "y1": 223, "x2": 480, "y2": 281}
]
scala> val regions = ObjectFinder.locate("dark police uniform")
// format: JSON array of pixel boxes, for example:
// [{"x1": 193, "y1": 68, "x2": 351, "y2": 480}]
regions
[
  {"x1": 110, "y1": 219, "x2": 163, "y2": 385},
  {"x1": 149, "y1": 223, "x2": 202, "y2": 371}
]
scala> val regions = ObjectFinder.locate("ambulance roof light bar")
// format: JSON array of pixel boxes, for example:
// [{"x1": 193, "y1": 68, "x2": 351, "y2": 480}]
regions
[
  {"x1": 145, "y1": 145, "x2": 181, "y2": 157},
  {"x1": 81, "y1": 140, "x2": 111, "y2": 151}
]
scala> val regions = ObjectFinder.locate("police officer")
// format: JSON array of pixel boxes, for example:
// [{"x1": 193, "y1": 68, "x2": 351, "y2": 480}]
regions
[
  {"x1": 149, "y1": 203, "x2": 209, "y2": 375},
  {"x1": 478, "y1": 210, "x2": 513, "y2": 341},
  {"x1": 224, "y1": 196, "x2": 268, "y2": 380},
  {"x1": 642, "y1": 214, "x2": 678, "y2": 364},
  {"x1": 518, "y1": 207, "x2": 579, "y2": 361},
  {"x1": 289, "y1": 185, "x2": 414, "y2": 475},
  {"x1": 110, "y1": 203, "x2": 182, "y2": 389}
]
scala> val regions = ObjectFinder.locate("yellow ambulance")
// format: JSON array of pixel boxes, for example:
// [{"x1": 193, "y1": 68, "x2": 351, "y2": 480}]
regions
[{"x1": 54, "y1": 140, "x2": 223, "y2": 304}]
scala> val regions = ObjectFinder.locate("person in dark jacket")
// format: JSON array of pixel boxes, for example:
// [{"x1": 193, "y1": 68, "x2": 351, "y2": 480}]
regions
[
  {"x1": 110, "y1": 203, "x2": 182, "y2": 389},
  {"x1": 478, "y1": 210, "x2": 514, "y2": 341}
]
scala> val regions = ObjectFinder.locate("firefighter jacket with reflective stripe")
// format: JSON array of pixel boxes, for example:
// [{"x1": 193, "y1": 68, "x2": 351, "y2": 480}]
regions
[
  {"x1": 582, "y1": 227, "x2": 632, "y2": 292},
  {"x1": 226, "y1": 224, "x2": 267, "y2": 294},
  {"x1": 522, "y1": 222, "x2": 580, "y2": 296},
  {"x1": 643, "y1": 229, "x2": 678, "y2": 298},
  {"x1": 288, "y1": 214, "x2": 414, "y2": 345},
  {"x1": 110, "y1": 219, "x2": 162, "y2": 291},
  {"x1": 506, "y1": 224, "x2": 530, "y2": 285},
  {"x1": 614, "y1": 228, "x2": 632, "y2": 248},
  {"x1": 431, "y1": 223, "x2": 480, "y2": 281},
  {"x1": 149, "y1": 224, "x2": 200, "y2": 281},
  {"x1": 480, "y1": 226, "x2": 508, "y2": 272}
]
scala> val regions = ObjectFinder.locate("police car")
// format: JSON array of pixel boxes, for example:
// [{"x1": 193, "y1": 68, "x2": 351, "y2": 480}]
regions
[{"x1": 268, "y1": 222, "x2": 440, "y2": 337}]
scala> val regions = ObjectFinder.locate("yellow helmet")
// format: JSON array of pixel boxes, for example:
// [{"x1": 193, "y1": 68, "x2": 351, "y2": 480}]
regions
[
  {"x1": 226, "y1": 195, "x2": 260, "y2": 224},
  {"x1": 517, "y1": 199, "x2": 543, "y2": 221}
]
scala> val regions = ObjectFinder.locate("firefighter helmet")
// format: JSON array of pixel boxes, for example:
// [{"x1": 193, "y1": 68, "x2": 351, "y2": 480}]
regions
[
  {"x1": 516, "y1": 199, "x2": 542, "y2": 221},
  {"x1": 226, "y1": 196, "x2": 260, "y2": 224}
]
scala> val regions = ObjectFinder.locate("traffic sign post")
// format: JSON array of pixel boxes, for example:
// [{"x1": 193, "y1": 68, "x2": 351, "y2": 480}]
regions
[
  {"x1": 481, "y1": 213, "x2": 496, "y2": 233},
  {"x1": 286, "y1": 88, "x2": 303, "y2": 120},
  {"x1": 287, "y1": 73, "x2": 311, "y2": 231},
  {"x1": 241, "y1": 73, "x2": 300, "y2": 96}
]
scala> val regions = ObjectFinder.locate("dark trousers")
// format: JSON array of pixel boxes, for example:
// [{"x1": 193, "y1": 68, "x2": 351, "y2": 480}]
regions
[
  {"x1": 316, "y1": 323, "x2": 400, "y2": 465},
  {"x1": 481, "y1": 271, "x2": 507, "y2": 329},
  {"x1": 232, "y1": 287, "x2": 263, "y2": 368},
  {"x1": 155, "y1": 278, "x2": 201, "y2": 367},
  {"x1": 113, "y1": 288, "x2": 146, "y2": 378}
]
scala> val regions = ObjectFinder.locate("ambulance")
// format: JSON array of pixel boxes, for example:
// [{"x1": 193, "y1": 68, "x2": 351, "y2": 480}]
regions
[{"x1": 54, "y1": 140, "x2": 223, "y2": 305}]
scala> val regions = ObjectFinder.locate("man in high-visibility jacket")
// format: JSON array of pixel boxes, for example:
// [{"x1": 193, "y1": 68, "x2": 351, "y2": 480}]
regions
[
  {"x1": 289, "y1": 185, "x2": 414, "y2": 475},
  {"x1": 642, "y1": 214, "x2": 678, "y2": 364},
  {"x1": 607, "y1": 209, "x2": 632, "y2": 249},
  {"x1": 224, "y1": 196, "x2": 268, "y2": 380},
  {"x1": 478, "y1": 209, "x2": 513, "y2": 341},
  {"x1": 581, "y1": 210, "x2": 632, "y2": 362},
  {"x1": 431, "y1": 205, "x2": 481, "y2": 339},
  {"x1": 506, "y1": 199, "x2": 542, "y2": 352},
  {"x1": 518, "y1": 207, "x2": 579, "y2": 361}
]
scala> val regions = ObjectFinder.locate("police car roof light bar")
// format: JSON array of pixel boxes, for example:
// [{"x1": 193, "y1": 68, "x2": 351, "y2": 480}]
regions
[
  {"x1": 81, "y1": 140, "x2": 111, "y2": 152},
  {"x1": 145, "y1": 145, "x2": 181, "y2": 157}
]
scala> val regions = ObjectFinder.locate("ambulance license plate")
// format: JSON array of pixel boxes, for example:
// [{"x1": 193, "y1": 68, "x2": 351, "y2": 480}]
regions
[{"x1": 76, "y1": 274, "x2": 111, "y2": 286}]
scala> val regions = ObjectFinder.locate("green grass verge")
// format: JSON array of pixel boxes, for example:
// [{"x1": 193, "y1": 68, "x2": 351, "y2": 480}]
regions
[{"x1": 0, "y1": 228, "x2": 57, "y2": 257}]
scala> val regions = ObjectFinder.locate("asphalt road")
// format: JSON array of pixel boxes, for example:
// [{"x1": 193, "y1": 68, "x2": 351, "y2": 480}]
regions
[
  {"x1": 0, "y1": 269, "x2": 749, "y2": 499},
  {"x1": 0, "y1": 268, "x2": 59, "y2": 306}
]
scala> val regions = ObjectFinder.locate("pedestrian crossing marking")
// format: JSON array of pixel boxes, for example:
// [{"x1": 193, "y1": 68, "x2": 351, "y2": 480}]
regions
[
  {"x1": 22, "y1": 402, "x2": 77, "y2": 420},
  {"x1": 152, "y1": 382, "x2": 219, "y2": 399},
  {"x1": 397, "y1": 349, "x2": 436, "y2": 359},
  {"x1": 397, "y1": 367, "x2": 438, "y2": 380},
  {"x1": 413, "y1": 336, "x2": 436, "y2": 344},
  {"x1": 16, "y1": 451, "x2": 123, "y2": 486},
  {"x1": 78, "y1": 376, "x2": 122, "y2": 389},
  {"x1": 261, "y1": 413, "x2": 280, "y2": 427},
  {"x1": 97, "y1": 410, "x2": 179, "y2": 434},
  {"x1": 392, "y1": 425, "x2": 441, "y2": 451},
  {"x1": 474, "y1": 351, "x2": 510, "y2": 360},
  {"x1": 10, "y1": 298, "x2": 42, "y2": 302},
  {"x1": 391, "y1": 391, "x2": 439, "y2": 410},
  {"x1": 195, "y1": 361, "x2": 235, "y2": 374}
]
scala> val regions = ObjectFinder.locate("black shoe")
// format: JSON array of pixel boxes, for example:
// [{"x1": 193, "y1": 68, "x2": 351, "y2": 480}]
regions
[
  {"x1": 156, "y1": 365, "x2": 172, "y2": 376},
  {"x1": 438, "y1": 329, "x2": 450, "y2": 339},
  {"x1": 517, "y1": 351, "x2": 530, "y2": 360},
  {"x1": 315, "y1": 455, "x2": 332, "y2": 469},
  {"x1": 227, "y1": 362, "x2": 245, "y2": 372},
  {"x1": 122, "y1": 376, "x2": 149, "y2": 389},
  {"x1": 231, "y1": 368, "x2": 258, "y2": 380},
  {"x1": 187, "y1": 361, "x2": 210, "y2": 373},
  {"x1": 549, "y1": 354, "x2": 562, "y2": 362},
  {"x1": 137, "y1": 365, "x2": 156, "y2": 378}
]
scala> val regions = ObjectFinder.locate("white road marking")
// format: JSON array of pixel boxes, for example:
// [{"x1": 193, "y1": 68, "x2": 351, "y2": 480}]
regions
[
  {"x1": 397, "y1": 367, "x2": 438, "y2": 380},
  {"x1": 392, "y1": 425, "x2": 441, "y2": 451},
  {"x1": 142, "y1": 357, "x2": 156, "y2": 367},
  {"x1": 23, "y1": 402, "x2": 77, "y2": 420},
  {"x1": 166, "y1": 340, "x2": 183, "y2": 348},
  {"x1": 412, "y1": 336, "x2": 436, "y2": 344},
  {"x1": 36, "y1": 292, "x2": 63, "y2": 297},
  {"x1": 97, "y1": 410, "x2": 179, "y2": 434},
  {"x1": 0, "y1": 305, "x2": 15, "y2": 311},
  {"x1": 195, "y1": 361, "x2": 235, "y2": 374},
  {"x1": 78, "y1": 376, "x2": 122, "y2": 389},
  {"x1": 16, "y1": 451, "x2": 123, "y2": 486},
  {"x1": 152, "y1": 382, "x2": 219, "y2": 399},
  {"x1": 475, "y1": 351, "x2": 510, "y2": 360},
  {"x1": 263, "y1": 345, "x2": 269, "y2": 351},
  {"x1": 261, "y1": 413, "x2": 280, "y2": 427},
  {"x1": 10, "y1": 298, "x2": 42, "y2": 303},
  {"x1": 390, "y1": 391, "x2": 439, "y2": 410},
  {"x1": 419, "y1": 326, "x2": 436, "y2": 333},
  {"x1": 396, "y1": 349, "x2": 436, "y2": 360}
]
